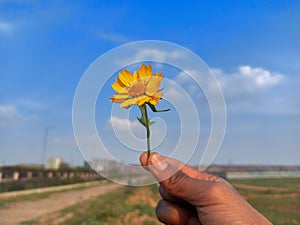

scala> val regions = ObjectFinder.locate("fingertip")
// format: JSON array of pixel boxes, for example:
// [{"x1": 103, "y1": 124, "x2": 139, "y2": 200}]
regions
[
  {"x1": 139, "y1": 152, "x2": 157, "y2": 167},
  {"x1": 139, "y1": 152, "x2": 148, "y2": 166},
  {"x1": 140, "y1": 152, "x2": 162, "y2": 166}
]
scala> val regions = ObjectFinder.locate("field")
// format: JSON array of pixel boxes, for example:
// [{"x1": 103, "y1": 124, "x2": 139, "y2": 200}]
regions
[
  {"x1": 230, "y1": 178, "x2": 300, "y2": 225},
  {"x1": 48, "y1": 178, "x2": 300, "y2": 225},
  {"x1": 1, "y1": 177, "x2": 299, "y2": 225},
  {"x1": 59, "y1": 185, "x2": 161, "y2": 225}
]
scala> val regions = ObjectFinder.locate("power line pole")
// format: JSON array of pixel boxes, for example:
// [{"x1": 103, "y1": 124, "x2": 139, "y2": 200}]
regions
[{"x1": 41, "y1": 127, "x2": 54, "y2": 168}]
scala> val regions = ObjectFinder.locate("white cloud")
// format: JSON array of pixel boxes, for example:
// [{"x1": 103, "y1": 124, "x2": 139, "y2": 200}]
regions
[
  {"x1": 15, "y1": 98, "x2": 70, "y2": 117},
  {"x1": 0, "y1": 104, "x2": 37, "y2": 127},
  {"x1": 210, "y1": 65, "x2": 295, "y2": 114},
  {"x1": 18, "y1": 98, "x2": 49, "y2": 111},
  {"x1": 0, "y1": 104, "x2": 19, "y2": 119},
  {"x1": 133, "y1": 48, "x2": 182, "y2": 61},
  {"x1": 214, "y1": 65, "x2": 284, "y2": 90},
  {"x1": 212, "y1": 65, "x2": 285, "y2": 101},
  {"x1": 0, "y1": 20, "x2": 13, "y2": 35},
  {"x1": 175, "y1": 70, "x2": 195, "y2": 83},
  {"x1": 105, "y1": 115, "x2": 167, "y2": 152},
  {"x1": 171, "y1": 65, "x2": 294, "y2": 115},
  {"x1": 164, "y1": 86, "x2": 185, "y2": 100},
  {"x1": 109, "y1": 116, "x2": 141, "y2": 131},
  {"x1": 238, "y1": 65, "x2": 283, "y2": 86},
  {"x1": 116, "y1": 48, "x2": 185, "y2": 66},
  {"x1": 95, "y1": 30, "x2": 131, "y2": 44}
]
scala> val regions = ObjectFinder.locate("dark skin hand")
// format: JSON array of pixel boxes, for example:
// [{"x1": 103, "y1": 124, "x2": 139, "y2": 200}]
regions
[{"x1": 140, "y1": 152, "x2": 272, "y2": 225}]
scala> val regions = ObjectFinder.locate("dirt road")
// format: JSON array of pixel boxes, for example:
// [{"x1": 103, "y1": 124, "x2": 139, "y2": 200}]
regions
[{"x1": 0, "y1": 182, "x2": 122, "y2": 225}]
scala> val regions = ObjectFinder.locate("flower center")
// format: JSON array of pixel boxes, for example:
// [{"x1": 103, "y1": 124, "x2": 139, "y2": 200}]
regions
[{"x1": 128, "y1": 80, "x2": 146, "y2": 97}]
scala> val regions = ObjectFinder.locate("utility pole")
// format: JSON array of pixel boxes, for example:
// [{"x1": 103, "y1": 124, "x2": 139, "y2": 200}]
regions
[{"x1": 41, "y1": 127, "x2": 54, "y2": 168}]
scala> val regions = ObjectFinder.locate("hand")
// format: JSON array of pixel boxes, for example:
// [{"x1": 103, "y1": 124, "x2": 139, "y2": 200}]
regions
[{"x1": 140, "y1": 152, "x2": 272, "y2": 225}]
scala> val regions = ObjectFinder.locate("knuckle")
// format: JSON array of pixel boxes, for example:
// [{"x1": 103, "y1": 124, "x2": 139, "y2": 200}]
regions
[{"x1": 206, "y1": 182, "x2": 230, "y2": 199}]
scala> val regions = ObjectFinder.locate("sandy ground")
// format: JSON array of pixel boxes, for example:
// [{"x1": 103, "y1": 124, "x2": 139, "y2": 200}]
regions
[
  {"x1": 232, "y1": 183, "x2": 286, "y2": 191},
  {"x1": 0, "y1": 182, "x2": 122, "y2": 225}
]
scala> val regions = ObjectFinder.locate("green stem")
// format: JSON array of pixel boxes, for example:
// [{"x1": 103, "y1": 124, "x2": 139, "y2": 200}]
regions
[{"x1": 144, "y1": 105, "x2": 151, "y2": 159}]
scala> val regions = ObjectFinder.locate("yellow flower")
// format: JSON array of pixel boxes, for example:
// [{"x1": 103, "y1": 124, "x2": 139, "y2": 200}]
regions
[{"x1": 110, "y1": 64, "x2": 164, "y2": 108}]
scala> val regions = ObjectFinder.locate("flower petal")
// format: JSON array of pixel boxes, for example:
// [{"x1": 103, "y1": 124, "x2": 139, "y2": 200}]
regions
[
  {"x1": 112, "y1": 80, "x2": 127, "y2": 93},
  {"x1": 152, "y1": 92, "x2": 163, "y2": 99},
  {"x1": 138, "y1": 64, "x2": 152, "y2": 78},
  {"x1": 110, "y1": 98, "x2": 122, "y2": 103},
  {"x1": 116, "y1": 78, "x2": 126, "y2": 87},
  {"x1": 154, "y1": 71, "x2": 163, "y2": 77},
  {"x1": 111, "y1": 64, "x2": 164, "y2": 107},
  {"x1": 114, "y1": 93, "x2": 130, "y2": 99},
  {"x1": 145, "y1": 76, "x2": 163, "y2": 96},
  {"x1": 133, "y1": 71, "x2": 140, "y2": 80},
  {"x1": 120, "y1": 98, "x2": 137, "y2": 108},
  {"x1": 137, "y1": 96, "x2": 152, "y2": 106},
  {"x1": 149, "y1": 99, "x2": 159, "y2": 105},
  {"x1": 119, "y1": 69, "x2": 134, "y2": 86},
  {"x1": 110, "y1": 92, "x2": 130, "y2": 103}
]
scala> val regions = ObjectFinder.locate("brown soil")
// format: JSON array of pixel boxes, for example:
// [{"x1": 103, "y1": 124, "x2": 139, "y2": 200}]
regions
[
  {"x1": 126, "y1": 187, "x2": 157, "y2": 207},
  {"x1": 122, "y1": 209, "x2": 159, "y2": 225},
  {"x1": 104, "y1": 186, "x2": 162, "y2": 225},
  {"x1": 0, "y1": 183, "x2": 121, "y2": 225},
  {"x1": 232, "y1": 183, "x2": 286, "y2": 191}
]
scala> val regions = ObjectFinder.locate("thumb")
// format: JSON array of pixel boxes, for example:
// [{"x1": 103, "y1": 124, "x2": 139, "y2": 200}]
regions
[{"x1": 147, "y1": 153, "x2": 213, "y2": 205}]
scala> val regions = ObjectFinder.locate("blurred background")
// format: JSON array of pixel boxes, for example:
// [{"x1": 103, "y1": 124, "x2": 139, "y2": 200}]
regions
[
  {"x1": 0, "y1": 1, "x2": 299, "y2": 224},
  {"x1": 1, "y1": 0, "x2": 299, "y2": 167}
]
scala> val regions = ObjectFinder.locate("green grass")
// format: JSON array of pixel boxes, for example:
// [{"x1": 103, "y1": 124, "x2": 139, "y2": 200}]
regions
[
  {"x1": 0, "y1": 192, "x2": 52, "y2": 208},
  {"x1": 229, "y1": 178, "x2": 300, "y2": 225},
  {"x1": 20, "y1": 220, "x2": 37, "y2": 225},
  {"x1": 59, "y1": 178, "x2": 300, "y2": 225},
  {"x1": 230, "y1": 177, "x2": 300, "y2": 189},
  {"x1": 60, "y1": 185, "x2": 160, "y2": 225},
  {"x1": 0, "y1": 177, "x2": 102, "y2": 193},
  {"x1": 16, "y1": 178, "x2": 300, "y2": 225}
]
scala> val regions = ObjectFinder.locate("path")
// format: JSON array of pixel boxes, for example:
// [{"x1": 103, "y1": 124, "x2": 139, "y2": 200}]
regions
[
  {"x1": 232, "y1": 183, "x2": 286, "y2": 191},
  {"x1": 0, "y1": 182, "x2": 122, "y2": 225}
]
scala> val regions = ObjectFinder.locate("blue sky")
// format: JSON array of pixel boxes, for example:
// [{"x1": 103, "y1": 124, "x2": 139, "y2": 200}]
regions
[{"x1": 0, "y1": 0, "x2": 299, "y2": 166}]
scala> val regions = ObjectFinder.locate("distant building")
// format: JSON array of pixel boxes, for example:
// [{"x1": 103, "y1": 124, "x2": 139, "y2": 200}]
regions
[
  {"x1": 45, "y1": 157, "x2": 63, "y2": 170},
  {"x1": 225, "y1": 170, "x2": 300, "y2": 179},
  {"x1": 87, "y1": 158, "x2": 113, "y2": 172},
  {"x1": 205, "y1": 165, "x2": 300, "y2": 179}
]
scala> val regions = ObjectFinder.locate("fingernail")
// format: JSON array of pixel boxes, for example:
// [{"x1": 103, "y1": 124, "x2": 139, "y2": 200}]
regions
[{"x1": 151, "y1": 154, "x2": 168, "y2": 171}]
